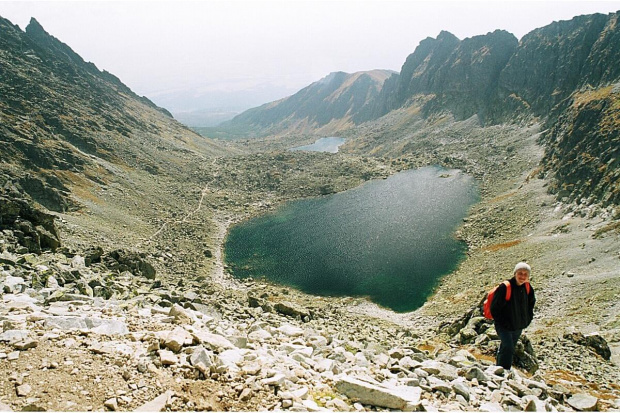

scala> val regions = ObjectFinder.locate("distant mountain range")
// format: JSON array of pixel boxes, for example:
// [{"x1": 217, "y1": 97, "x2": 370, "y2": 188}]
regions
[
  {"x1": 218, "y1": 70, "x2": 395, "y2": 137},
  {"x1": 222, "y1": 11, "x2": 620, "y2": 138}
]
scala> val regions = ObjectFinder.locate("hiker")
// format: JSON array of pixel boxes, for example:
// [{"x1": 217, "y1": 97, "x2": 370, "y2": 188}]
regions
[{"x1": 490, "y1": 262, "x2": 536, "y2": 370}]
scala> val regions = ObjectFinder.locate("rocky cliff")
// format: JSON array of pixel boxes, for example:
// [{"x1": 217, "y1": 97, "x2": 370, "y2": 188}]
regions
[
  {"x1": 362, "y1": 11, "x2": 620, "y2": 126},
  {"x1": 220, "y1": 70, "x2": 394, "y2": 137},
  {"x1": 359, "y1": 30, "x2": 518, "y2": 124},
  {"x1": 541, "y1": 85, "x2": 620, "y2": 206}
]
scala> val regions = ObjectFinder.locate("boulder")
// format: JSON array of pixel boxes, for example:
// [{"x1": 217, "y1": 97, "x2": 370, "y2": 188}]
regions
[
  {"x1": 169, "y1": 304, "x2": 192, "y2": 325},
  {"x1": 15, "y1": 384, "x2": 32, "y2": 397},
  {"x1": 134, "y1": 390, "x2": 174, "y2": 412},
  {"x1": 465, "y1": 366, "x2": 489, "y2": 383},
  {"x1": 191, "y1": 329, "x2": 235, "y2": 352},
  {"x1": 189, "y1": 346, "x2": 215, "y2": 372},
  {"x1": 2, "y1": 276, "x2": 26, "y2": 294},
  {"x1": 104, "y1": 249, "x2": 156, "y2": 279},
  {"x1": 420, "y1": 360, "x2": 458, "y2": 381},
  {"x1": 0, "y1": 330, "x2": 30, "y2": 344},
  {"x1": 158, "y1": 350, "x2": 178, "y2": 366},
  {"x1": 514, "y1": 334, "x2": 538, "y2": 373},
  {"x1": 274, "y1": 301, "x2": 311, "y2": 321},
  {"x1": 215, "y1": 349, "x2": 247, "y2": 373},
  {"x1": 567, "y1": 393, "x2": 599, "y2": 411},
  {"x1": 164, "y1": 327, "x2": 193, "y2": 352},
  {"x1": 277, "y1": 324, "x2": 305, "y2": 337},
  {"x1": 564, "y1": 331, "x2": 611, "y2": 360},
  {"x1": 451, "y1": 380, "x2": 471, "y2": 401},
  {"x1": 335, "y1": 376, "x2": 422, "y2": 410},
  {"x1": 479, "y1": 402, "x2": 504, "y2": 411},
  {"x1": 43, "y1": 316, "x2": 128, "y2": 335}
]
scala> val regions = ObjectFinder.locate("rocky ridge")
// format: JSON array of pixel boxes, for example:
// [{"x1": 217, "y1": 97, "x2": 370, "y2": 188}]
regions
[{"x1": 218, "y1": 70, "x2": 395, "y2": 138}]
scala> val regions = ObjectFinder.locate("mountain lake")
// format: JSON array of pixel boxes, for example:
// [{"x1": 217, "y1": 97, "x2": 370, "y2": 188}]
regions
[
  {"x1": 291, "y1": 137, "x2": 346, "y2": 153},
  {"x1": 224, "y1": 166, "x2": 479, "y2": 312}
]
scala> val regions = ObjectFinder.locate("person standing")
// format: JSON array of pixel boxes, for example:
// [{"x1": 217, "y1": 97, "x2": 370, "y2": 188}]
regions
[{"x1": 490, "y1": 262, "x2": 536, "y2": 370}]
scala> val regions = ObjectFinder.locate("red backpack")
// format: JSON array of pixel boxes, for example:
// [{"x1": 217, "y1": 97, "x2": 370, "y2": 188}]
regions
[{"x1": 483, "y1": 280, "x2": 531, "y2": 319}]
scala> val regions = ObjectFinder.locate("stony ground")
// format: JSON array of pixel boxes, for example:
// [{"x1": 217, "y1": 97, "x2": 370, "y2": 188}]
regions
[{"x1": 1, "y1": 114, "x2": 619, "y2": 412}]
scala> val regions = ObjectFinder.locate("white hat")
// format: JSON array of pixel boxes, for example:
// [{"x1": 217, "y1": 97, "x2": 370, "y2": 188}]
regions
[{"x1": 514, "y1": 262, "x2": 531, "y2": 274}]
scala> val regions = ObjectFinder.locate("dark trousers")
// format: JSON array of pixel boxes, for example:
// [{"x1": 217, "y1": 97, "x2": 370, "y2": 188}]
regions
[{"x1": 495, "y1": 323, "x2": 522, "y2": 370}]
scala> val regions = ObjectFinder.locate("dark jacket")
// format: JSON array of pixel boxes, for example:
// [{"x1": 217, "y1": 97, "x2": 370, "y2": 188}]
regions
[{"x1": 490, "y1": 276, "x2": 535, "y2": 331}]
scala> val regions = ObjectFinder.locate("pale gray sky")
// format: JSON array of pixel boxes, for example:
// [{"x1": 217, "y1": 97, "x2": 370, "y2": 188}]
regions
[{"x1": 2, "y1": 1, "x2": 620, "y2": 105}]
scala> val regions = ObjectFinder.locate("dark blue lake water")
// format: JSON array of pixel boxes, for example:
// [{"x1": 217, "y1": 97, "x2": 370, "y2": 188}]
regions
[
  {"x1": 224, "y1": 166, "x2": 478, "y2": 312},
  {"x1": 291, "y1": 137, "x2": 345, "y2": 153}
]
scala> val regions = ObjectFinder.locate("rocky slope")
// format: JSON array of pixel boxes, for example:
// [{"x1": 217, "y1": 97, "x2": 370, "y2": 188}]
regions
[
  {"x1": 0, "y1": 17, "x2": 229, "y2": 213},
  {"x1": 219, "y1": 70, "x2": 394, "y2": 138},
  {"x1": 540, "y1": 85, "x2": 620, "y2": 206}
]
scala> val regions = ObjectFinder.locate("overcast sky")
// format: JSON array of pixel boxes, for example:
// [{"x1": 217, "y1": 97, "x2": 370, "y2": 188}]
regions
[{"x1": 2, "y1": 1, "x2": 620, "y2": 100}]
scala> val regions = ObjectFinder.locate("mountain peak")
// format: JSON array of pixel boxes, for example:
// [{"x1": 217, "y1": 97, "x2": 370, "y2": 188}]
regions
[
  {"x1": 437, "y1": 30, "x2": 459, "y2": 41},
  {"x1": 26, "y1": 17, "x2": 46, "y2": 35}
]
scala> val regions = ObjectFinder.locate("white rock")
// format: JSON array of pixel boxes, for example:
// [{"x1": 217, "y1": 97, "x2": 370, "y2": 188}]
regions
[
  {"x1": 278, "y1": 324, "x2": 304, "y2": 337},
  {"x1": 104, "y1": 398, "x2": 118, "y2": 411},
  {"x1": 479, "y1": 402, "x2": 504, "y2": 412},
  {"x1": 248, "y1": 329, "x2": 273, "y2": 342},
  {"x1": 169, "y1": 304, "x2": 193, "y2": 324},
  {"x1": 279, "y1": 343, "x2": 307, "y2": 354},
  {"x1": 43, "y1": 316, "x2": 128, "y2": 335},
  {"x1": 307, "y1": 335, "x2": 328, "y2": 348},
  {"x1": 291, "y1": 387, "x2": 309, "y2": 400},
  {"x1": 292, "y1": 346, "x2": 313, "y2": 357},
  {"x1": 241, "y1": 362, "x2": 262, "y2": 376},
  {"x1": 354, "y1": 352, "x2": 369, "y2": 368},
  {"x1": 373, "y1": 353, "x2": 390, "y2": 368},
  {"x1": 428, "y1": 376, "x2": 451, "y2": 393},
  {"x1": 191, "y1": 329, "x2": 235, "y2": 351},
  {"x1": 46, "y1": 276, "x2": 60, "y2": 289},
  {"x1": 315, "y1": 358, "x2": 335, "y2": 373},
  {"x1": 421, "y1": 360, "x2": 458, "y2": 381},
  {"x1": 0, "y1": 330, "x2": 30, "y2": 344},
  {"x1": 15, "y1": 384, "x2": 32, "y2": 397},
  {"x1": 189, "y1": 346, "x2": 214, "y2": 370},
  {"x1": 326, "y1": 398, "x2": 351, "y2": 411},
  {"x1": 164, "y1": 327, "x2": 192, "y2": 352},
  {"x1": 398, "y1": 356, "x2": 421, "y2": 370},
  {"x1": 0, "y1": 401, "x2": 12, "y2": 411},
  {"x1": 71, "y1": 255, "x2": 86, "y2": 268},
  {"x1": 567, "y1": 393, "x2": 599, "y2": 411},
  {"x1": 3, "y1": 276, "x2": 26, "y2": 294},
  {"x1": 239, "y1": 388, "x2": 252, "y2": 401},
  {"x1": 335, "y1": 376, "x2": 422, "y2": 410},
  {"x1": 451, "y1": 379, "x2": 471, "y2": 401},
  {"x1": 158, "y1": 350, "x2": 178, "y2": 366},
  {"x1": 301, "y1": 399, "x2": 322, "y2": 411},
  {"x1": 522, "y1": 395, "x2": 546, "y2": 412},
  {"x1": 216, "y1": 349, "x2": 247, "y2": 373},
  {"x1": 261, "y1": 373, "x2": 286, "y2": 386}
]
